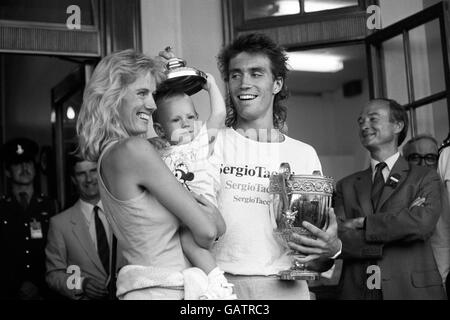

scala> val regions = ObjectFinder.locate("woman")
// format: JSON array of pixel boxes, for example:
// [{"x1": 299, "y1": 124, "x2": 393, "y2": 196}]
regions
[{"x1": 77, "y1": 49, "x2": 224, "y2": 299}]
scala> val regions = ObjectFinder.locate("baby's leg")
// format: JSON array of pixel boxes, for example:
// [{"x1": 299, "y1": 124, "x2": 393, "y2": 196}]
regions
[
  {"x1": 180, "y1": 227, "x2": 217, "y2": 274},
  {"x1": 180, "y1": 228, "x2": 237, "y2": 299}
]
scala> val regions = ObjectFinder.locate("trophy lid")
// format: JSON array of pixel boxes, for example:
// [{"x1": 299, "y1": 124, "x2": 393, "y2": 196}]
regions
[{"x1": 156, "y1": 52, "x2": 207, "y2": 96}]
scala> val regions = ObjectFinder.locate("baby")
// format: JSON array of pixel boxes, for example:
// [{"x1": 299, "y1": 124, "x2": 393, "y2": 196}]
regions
[{"x1": 152, "y1": 73, "x2": 236, "y2": 299}]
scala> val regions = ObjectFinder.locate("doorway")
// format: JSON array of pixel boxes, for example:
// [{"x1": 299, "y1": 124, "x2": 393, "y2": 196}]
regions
[
  {"x1": 286, "y1": 43, "x2": 370, "y2": 181},
  {"x1": 0, "y1": 53, "x2": 94, "y2": 209}
]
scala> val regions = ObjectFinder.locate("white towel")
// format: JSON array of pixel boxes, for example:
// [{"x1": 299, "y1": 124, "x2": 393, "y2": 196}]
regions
[{"x1": 116, "y1": 265, "x2": 209, "y2": 300}]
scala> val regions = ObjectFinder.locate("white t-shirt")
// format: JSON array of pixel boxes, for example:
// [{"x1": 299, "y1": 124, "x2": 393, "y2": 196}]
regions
[
  {"x1": 439, "y1": 146, "x2": 450, "y2": 186},
  {"x1": 433, "y1": 146, "x2": 450, "y2": 281},
  {"x1": 211, "y1": 127, "x2": 322, "y2": 276},
  {"x1": 159, "y1": 123, "x2": 219, "y2": 207}
]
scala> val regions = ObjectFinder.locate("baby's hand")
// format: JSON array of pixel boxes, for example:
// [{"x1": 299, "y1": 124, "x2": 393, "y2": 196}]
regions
[{"x1": 202, "y1": 73, "x2": 218, "y2": 92}]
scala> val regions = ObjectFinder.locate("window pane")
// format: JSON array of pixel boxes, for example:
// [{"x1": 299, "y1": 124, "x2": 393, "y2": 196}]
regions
[
  {"x1": 414, "y1": 99, "x2": 449, "y2": 145},
  {"x1": 432, "y1": 99, "x2": 449, "y2": 145},
  {"x1": 244, "y1": 0, "x2": 300, "y2": 20},
  {"x1": 409, "y1": 19, "x2": 446, "y2": 101},
  {"x1": 382, "y1": 35, "x2": 409, "y2": 105},
  {"x1": 304, "y1": 0, "x2": 358, "y2": 13}
]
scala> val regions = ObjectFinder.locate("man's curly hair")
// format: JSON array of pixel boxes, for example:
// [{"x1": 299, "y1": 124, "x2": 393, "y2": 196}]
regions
[{"x1": 217, "y1": 33, "x2": 289, "y2": 130}]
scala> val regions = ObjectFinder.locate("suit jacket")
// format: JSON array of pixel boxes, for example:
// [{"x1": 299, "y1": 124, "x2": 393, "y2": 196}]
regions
[
  {"x1": 335, "y1": 156, "x2": 447, "y2": 300},
  {"x1": 45, "y1": 200, "x2": 124, "y2": 300}
]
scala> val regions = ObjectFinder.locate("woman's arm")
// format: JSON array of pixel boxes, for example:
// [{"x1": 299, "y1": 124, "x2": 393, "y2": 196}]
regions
[{"x1": 103, "y1": 137, "x2": 222, "y2": 249}]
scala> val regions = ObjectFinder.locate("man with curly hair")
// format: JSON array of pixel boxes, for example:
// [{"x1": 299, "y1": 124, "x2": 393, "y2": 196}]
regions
[{"x1": 210, "y1": 33, "x2": 342, "y2": 299}]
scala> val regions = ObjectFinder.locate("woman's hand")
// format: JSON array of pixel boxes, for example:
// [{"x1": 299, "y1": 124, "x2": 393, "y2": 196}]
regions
[{"x1": 191, "y1": 193, "x2": 226, "y2": 238}]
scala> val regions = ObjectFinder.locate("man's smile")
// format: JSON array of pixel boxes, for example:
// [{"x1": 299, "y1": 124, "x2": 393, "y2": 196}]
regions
[{"x1": 237, "y1": 94, "x2": 257, "y2": 101}]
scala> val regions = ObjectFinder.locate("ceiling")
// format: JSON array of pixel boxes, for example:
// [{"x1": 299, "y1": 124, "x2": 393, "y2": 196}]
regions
[{"x1": 287, "y1": 44, "x2": 367, "y2": 95}]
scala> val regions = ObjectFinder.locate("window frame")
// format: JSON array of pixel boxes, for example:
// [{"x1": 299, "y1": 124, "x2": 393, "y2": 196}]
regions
[{"x1": 228, "y1": 0, "x2": 373, "y2": 32}]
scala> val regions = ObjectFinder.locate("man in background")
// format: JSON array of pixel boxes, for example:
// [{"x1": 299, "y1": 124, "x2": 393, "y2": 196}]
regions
[
  {"x1": 335, "y1": 99, "x2": 446, "y2": 299},
  {"x1": 46, "y1": 154, "x2": 119, "y2": 300},
  {"x1": 403, "y1": 135, "x2": 450, "y2": 292}
]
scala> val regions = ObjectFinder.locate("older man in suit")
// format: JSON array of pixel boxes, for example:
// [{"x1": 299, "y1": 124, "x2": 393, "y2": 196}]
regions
[
  {"x1": 45, "y1": 154, "x2": 119, "y2": 300},
  {"x1": 334, "y1": 98, "x2": 446, "y2": 300},
  {"x1": 403, "y1": 135, "x2": 450, "y2": 295}
]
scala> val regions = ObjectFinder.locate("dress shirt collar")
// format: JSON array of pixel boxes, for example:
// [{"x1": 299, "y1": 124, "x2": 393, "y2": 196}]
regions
[
  {"x1": 79, "y1": 199, "x2": 103, "y2": 226},
  {"x1": 370, "y1": 152, "x2": 400, "y2": 173}
]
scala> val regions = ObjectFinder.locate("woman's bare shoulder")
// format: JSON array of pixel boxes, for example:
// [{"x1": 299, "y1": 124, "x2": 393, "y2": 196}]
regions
[{"x1": 103, "y1": 137, "x2": 158, "y2": 168}]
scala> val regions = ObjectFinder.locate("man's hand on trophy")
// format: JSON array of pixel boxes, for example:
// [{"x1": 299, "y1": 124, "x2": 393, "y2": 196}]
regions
[{"x1": 288, "y1": 208, "x2": 342, "y2": 262}]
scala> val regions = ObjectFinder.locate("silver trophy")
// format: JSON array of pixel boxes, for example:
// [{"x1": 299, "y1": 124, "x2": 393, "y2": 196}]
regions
[
  {"x1": 269, "y1": 163, "x2": 334, "y2": 280},
  {"x1": 156, "y1": 46, "x2": 207, "y2": 96}
]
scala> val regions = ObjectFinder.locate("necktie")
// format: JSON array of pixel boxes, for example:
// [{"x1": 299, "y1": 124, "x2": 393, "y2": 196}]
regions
[
  {"x1": 94, "y1": 206, "x2": 110, "y2": 275},
  {"x1": 371, "y1": 162, "x2": 387, "y2": 211},
  {"x1": 18, "y1": 192, "x2": 29, "y2": 210}
]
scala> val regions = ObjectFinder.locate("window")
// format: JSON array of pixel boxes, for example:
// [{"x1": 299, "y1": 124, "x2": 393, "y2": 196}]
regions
[
  {"x1": 243, "y1": 0, "x2": 360, "y2": 20},
  {"x1": 244, "y1": 0, "x2": 300, "y2": 20},
  {"x1": 305, "y1": 0, "x2": 358, "y2": 13}
]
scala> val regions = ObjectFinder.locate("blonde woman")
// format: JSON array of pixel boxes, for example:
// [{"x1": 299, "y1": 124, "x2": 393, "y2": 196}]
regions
[{"x1": 77, "y1": 49, "x2": 225, "y2": 299}]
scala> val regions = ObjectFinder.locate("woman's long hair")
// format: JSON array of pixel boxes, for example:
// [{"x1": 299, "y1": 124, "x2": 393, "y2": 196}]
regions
[{"x1": 77, "y1": 49, "x2": 165, "y2": 161}]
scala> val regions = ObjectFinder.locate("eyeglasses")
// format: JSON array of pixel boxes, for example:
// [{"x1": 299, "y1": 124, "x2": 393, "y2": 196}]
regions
[{"x1": 406, "y1": 153, "x2": 439, "y2": 166}]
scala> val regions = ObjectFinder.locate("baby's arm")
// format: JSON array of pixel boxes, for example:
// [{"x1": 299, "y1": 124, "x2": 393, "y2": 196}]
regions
[
  {"x1": 180, "y1": 227, "x2": 218, "y2": 274},
  {"x1": 203, "y1": 74, "x2": 226, "y2": 155},
  {"x1": 204, "y1": 73, "x2": 226, "y2": 133}
]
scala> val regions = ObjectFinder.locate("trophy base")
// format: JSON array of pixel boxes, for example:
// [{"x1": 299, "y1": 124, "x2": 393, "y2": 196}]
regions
[{"x1": 279, "y1": 269, "x2": 320, "y2": 281}]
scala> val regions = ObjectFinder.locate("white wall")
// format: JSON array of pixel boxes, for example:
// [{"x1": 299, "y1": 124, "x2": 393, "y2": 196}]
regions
[
  {"x1": 286, "y1": 79, "x2": 370, "y2": 182},
  {"x1": 140, "y1": 0, "x2": 224, "y2": 137},
  {"x1": 379, "y1": 0, "x2": 425, "y2": 27}
]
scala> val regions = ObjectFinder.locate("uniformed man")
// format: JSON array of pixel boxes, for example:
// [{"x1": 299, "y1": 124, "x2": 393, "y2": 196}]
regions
[{"x1": 0, "y1": 137, "x2": 59, "y2": 300}]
